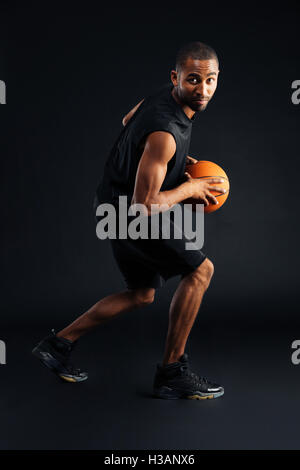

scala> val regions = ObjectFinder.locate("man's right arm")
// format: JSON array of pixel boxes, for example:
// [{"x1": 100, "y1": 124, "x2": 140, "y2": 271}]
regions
[{"x1": 122, "y1": 99, "x2": 145, "y2": 126}]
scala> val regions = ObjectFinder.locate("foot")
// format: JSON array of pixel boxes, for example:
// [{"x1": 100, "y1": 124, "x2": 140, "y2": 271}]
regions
[
  {"x1": 153, "y1": 353, "x2": 224, "y2": 400},
  {"x1": 32, "y1": 329, "x2": 88, "y2": 383}
]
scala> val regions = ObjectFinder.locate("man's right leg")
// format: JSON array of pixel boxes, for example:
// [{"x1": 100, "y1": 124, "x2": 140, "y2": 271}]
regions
[
  {"x1": 57, "y1": 287, "x2": 155, "y2": 342},
  {"x1": 32, "y1": 287, "x2": 155, "y2": 382}
]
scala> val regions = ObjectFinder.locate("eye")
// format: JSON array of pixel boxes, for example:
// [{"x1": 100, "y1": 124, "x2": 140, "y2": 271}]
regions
[
  {"x1": 207, "y1": 78, "x2": 215, "y2": 84},
  {"x1": 188, "y1": 78, "x2": 198, "y2": 84}
]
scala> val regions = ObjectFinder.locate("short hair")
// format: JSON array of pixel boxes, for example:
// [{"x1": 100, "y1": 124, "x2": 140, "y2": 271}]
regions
[{"x1": 175, "y1": 41, "x2": 219, "y2": 73}]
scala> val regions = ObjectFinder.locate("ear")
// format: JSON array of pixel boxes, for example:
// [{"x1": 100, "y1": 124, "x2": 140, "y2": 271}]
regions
[{"x1": 170, "y1": 69, "x2": 179, "y2": 87}]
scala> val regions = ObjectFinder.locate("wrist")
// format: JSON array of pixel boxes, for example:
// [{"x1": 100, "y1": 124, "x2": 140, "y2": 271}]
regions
[{"x1": 181, "y1": 180, "x2": 194, "y2": 199}]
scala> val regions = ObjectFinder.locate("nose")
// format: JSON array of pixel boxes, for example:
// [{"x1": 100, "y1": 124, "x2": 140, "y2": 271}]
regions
[{"x1": 196, "y1": 82, "x2": 209, "y2": 98}]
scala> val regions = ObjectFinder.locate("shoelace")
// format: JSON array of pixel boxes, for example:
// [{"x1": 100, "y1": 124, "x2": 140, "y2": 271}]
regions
[
  {"x1": 62, "y1": 356, "x2": 83, "y2": 376},
  {"x1": 66, "y1": 365, "x2": 83, "y2": 375},
  {"x1": 63, "y1": 344, "x2": 83, "y2": 375},
  {"x1": 51, "y1": 331, "x2": 82, "y2": 375},
  {"x1": 179, "y1": 363, "x2": 210, "y2": 386}
]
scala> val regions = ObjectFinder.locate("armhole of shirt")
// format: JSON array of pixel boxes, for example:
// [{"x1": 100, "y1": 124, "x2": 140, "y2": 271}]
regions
[{"x1": 131, "y1": 83, "x2": 171, "y2": 124}]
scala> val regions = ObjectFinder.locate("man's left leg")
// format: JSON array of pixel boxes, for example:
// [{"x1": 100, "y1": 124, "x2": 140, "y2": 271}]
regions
[{"x1": 162, "y1": 259, "x2": 213, "y2": 365}]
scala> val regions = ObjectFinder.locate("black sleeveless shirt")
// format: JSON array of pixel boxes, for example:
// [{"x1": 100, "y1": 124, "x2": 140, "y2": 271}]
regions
[{"x1": 93, "y1": 82, "x2": 196, "y2": 213}]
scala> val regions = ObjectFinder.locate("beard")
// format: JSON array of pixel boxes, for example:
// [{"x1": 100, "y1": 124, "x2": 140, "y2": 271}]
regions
[
  {"x1": 176, "y1": 87, "x2": 209, "y2": 113},
  {"x1": 189, "y1": 100, "x2": 209, "y2": 112}
]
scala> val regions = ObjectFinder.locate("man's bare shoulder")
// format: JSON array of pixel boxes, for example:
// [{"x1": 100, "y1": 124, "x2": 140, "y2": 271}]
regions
[{"x1": 142, "y1": 131, "x2": 176, "y2": 163}]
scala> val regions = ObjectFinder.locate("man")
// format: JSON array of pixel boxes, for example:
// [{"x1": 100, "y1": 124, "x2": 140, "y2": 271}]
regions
[{"x1": 32, "y1": 41, "x2": 227, "y2": 400}]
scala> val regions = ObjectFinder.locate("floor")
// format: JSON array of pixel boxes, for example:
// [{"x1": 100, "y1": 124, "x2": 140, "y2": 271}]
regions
[{"x1": 1, "y1": 299, "x2": 299, "y2": 450}]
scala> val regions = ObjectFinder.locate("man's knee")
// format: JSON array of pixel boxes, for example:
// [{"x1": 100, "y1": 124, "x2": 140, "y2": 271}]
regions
[
  {"x1": 187, "y1": 258, "x2": 214, "y2": 289},
  {"x1": 129, "y1": 287, "x2": 156, "y2": 305}
]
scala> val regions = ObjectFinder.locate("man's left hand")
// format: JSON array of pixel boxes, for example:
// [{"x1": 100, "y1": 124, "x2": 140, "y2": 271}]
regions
[{"x1": 186, "y1": 156, "x2": 199, "y2": 165}]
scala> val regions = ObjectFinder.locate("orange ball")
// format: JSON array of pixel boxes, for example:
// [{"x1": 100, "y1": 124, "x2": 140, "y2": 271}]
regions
[{"x1": 183, "y1": 160, "x2": 230, "y2": 213}]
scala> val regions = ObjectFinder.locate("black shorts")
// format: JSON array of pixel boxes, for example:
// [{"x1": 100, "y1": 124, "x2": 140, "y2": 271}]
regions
[
  {"x1": 110, "y1": 236, "x2": 206, "y2": 289},
  {"x1": 96, "y1": 207, "x2": 207, "y2": 290}
]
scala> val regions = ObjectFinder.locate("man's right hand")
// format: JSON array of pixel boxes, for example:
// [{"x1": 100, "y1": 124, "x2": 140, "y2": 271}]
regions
[{"x1": 184, "y1": 171, "x2": 227, "y2": 207}]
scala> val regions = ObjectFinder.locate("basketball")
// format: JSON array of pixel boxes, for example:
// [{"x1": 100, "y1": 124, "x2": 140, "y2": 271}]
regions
[{"x1": 183, "y1": 160, "x2": 230, "y2": 214}]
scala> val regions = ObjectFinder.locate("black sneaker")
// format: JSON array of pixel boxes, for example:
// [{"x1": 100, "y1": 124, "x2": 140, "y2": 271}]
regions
[
  {"x1": 153, "y1": 353, "x2": 224, "y2": 400},
  {"x1": 32, "y1": 329, "x2": 88, "y2": 383}
]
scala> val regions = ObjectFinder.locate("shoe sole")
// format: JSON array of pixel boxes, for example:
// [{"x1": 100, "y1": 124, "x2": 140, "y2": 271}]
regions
[
  {"x1": 153, "y1": 386, "x2": 224, "y2": 400},
  {"x1": 32, "y1": 346, "x2": 88, "y2": 383}
]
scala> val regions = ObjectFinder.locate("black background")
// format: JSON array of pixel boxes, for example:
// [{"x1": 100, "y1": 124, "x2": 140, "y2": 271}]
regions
[{"x1": 0, "y1": 2, "x2": 300, "y2": 450}]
